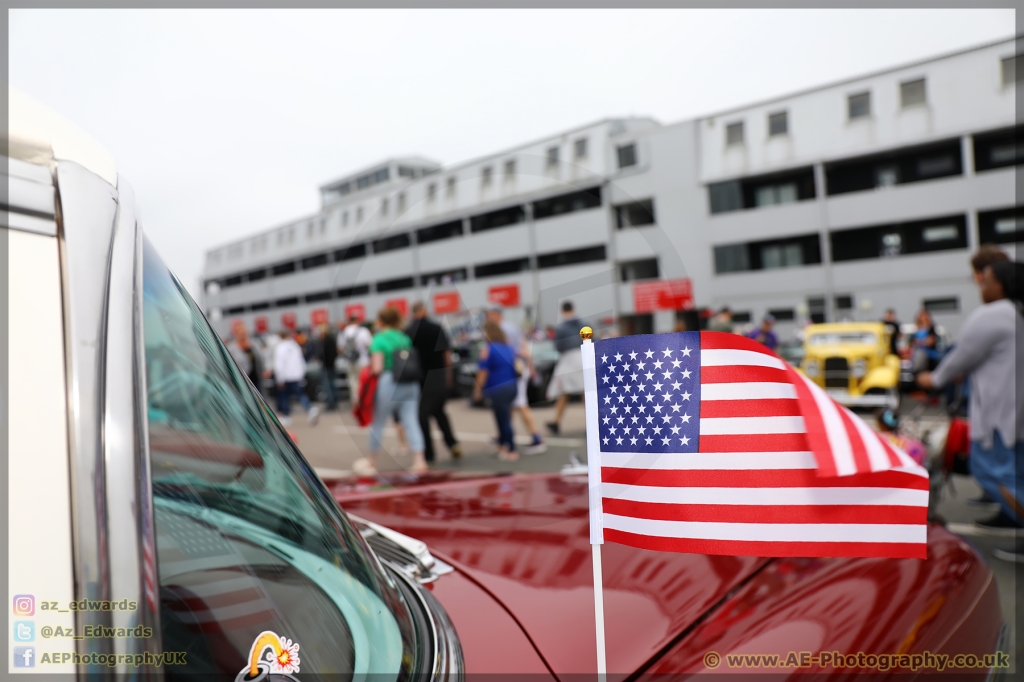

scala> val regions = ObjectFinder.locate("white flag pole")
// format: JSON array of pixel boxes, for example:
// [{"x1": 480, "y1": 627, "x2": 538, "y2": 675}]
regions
[{"x1": 580, "y1": 327, "x2": 607, "y2": 679}]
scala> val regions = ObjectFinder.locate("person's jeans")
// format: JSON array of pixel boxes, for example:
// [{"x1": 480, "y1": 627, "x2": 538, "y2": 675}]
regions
[
  {"x1": 486, "y1": 381, "x2": 517, "y2": 452},
  {"x1": 276, "y1": 381, "x2": 311, "y2": 416},
  {"x1": 369, "y1": 372, "x2": 425, "y2": 454},
  {"x1": 419, "y1": 372, "x2": 457, "y2": 462},
  {"x1": 321, "y1": 367, "x2": 337, "y2": 410},
  {"x1": 970, "y1": 431, "x2": 1024, "y2": 524}
]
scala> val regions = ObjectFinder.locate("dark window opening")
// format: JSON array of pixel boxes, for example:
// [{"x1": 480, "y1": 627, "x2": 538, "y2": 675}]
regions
[
  {"x1": 769, "y1": 308, "x2": 796, "y2": 322},
  {"x1": 835, "y1": 295, "x2": 854, "y2": 310},
  {"x1": 420, "y1": 267, "x2": 468, "y2": 286},
  {"x1": 731, "y1": 311, "x2": 752, "y2": 323},
  {"x1": 337, "y1": 284, "x2": 371, "y2": 299},
  {"x1": 726, "y1": 122, "x2": 744, "y2": 146},
  {"x1": 222, "y1": 275, "x2": 243, "y2": 288},
  {"x1": 224, "y1": 306, "x2": 246, "y2": 315},
  {"x1": 619, "y1": 313, "x2": 653, "y2": 336},
  {"x1": 416, "y1": 220, "x2": 463, "y2": 244},
  {"x1": 474, "y1": 257, "x2": 531, "y2": 279},
  {"x1": 900, "y1": 78, "x2": 926, "y2": 108},
  {"x1": 807, "y1": 297, "x2": 826, "y2": 324},
  {"x1": 301, "y1": 253, "x2": 329, "y2": 270},
  {"x1": 617, "y1": 144, "x2": 637, "y2": 169},
  {"x1": 470, "y1": 206, "x2": 525, "y2": 233},
  {"x1": 271, "y1": 262, "x2": 296, "y2": 276},
  {"x1": 1002, "y1": 54, "x2": 1022, "y2": 86},
  {"x1": 533, "y1": 187, "x2": 602, "y2": 220},
  {"x1": 924, "y1": 297, "x2": 959, "y2": 313},
  {"x1": 372, "y1": 233, "x2": 411, "y2": 254},
  {"x1": 619, "y1": 258, "x2": 659, "y2": 282},
  {"x1": 830, "y1": 214, "x2": 967, "y2": 262},
  {"x1": 250, "y1": 302, "x2": 270, "y2": 312},
  {"x1": 274, "y1": 297, "x2": 299, "y2": 308},
  {"x1": 615, "y1": 199, "x2": 656, "y2": 228},
  {"x1": 376, "y1": 276, "x2": 414, "y2": 293},
  {"x1": 978, "y1": 206, "x2": 1024, "y2": 244},
  {"x1": 334, "y1": 243, "x2": 367, "y2": 262},
  {"x1": 848, "y1": 92, "x2": 871, "y2": 119},
  {"x1": 537, "y1": 245, "x2": 607, "y2": 269},
  {"x1": 768, "y1": 111, "x2": 788, "y2": 136},
  {"x1": 709, "y1": 167, "x2": 815, "y2": 214},
  {"x1": 825, "y1": 139, "x2": 962, "y2": 195},
  {"x1": 973, "y1": 126, "x2": 1023, "y2": 173},
  {"x1": 246, "y1": 269, "x2": 267, "y2": 282},
  {"x1": 305, "y1": 290, "x2": 332, "y2": 303},
  {"x1": 714, "y1": 234, "x2": 821, "y2": 274}
]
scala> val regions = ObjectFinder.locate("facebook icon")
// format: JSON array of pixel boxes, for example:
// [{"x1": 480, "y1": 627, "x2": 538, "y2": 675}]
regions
[{"x1": 14, "y1": 646, "x2": 35, "y2": 668}]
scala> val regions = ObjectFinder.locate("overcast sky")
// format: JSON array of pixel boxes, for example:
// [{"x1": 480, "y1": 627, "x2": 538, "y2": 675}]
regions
[{"x1": 10, "y1": 9, "x2": 1014, "y2": 297}]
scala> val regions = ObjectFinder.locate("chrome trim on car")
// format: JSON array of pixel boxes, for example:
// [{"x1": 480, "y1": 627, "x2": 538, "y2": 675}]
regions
[
  {"x1": 385, "y1": 562, "x2": 464, "y2": 682},
  {"x1": 349, "y1": 514, "x2": 455, "y2": 584},
  {"x1": 102, "y1": 177, "x2": 163, "y2": 677},
  {"x1": 55, "y1": 161, "x2": 120, "y2": 672}
]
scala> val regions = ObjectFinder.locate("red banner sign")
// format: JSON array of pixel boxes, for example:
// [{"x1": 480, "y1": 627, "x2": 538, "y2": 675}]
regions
[
  {"x1": 254, "y1": 316, "x2": 269, "y2": 333},
  {"x1": 487, "y1": 284, "x2": 520, "y2": 307},
  {"x1": 281, "y1": 312, "x2": 297, "y2": 329},
  {"x1": 385, "y1": 298, "x2": 408, "y2": 319},
  {"x1": 345, "y1": 304, "x2": 366, "y2": 322},
  {"x1": 434, "y1": 291, "x2": 461, "y2": 314},
  {"x1": 633, "y1": 278, "x2": 694, "y2": 313},
  {"x1": 311, "y1": 308, "x2": 329, "y2": 326}
]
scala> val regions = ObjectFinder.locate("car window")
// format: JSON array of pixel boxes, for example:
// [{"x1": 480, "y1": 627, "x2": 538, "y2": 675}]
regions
[
  {"x1": 142, "y1": 237, "x2": 415, "y2": 681},
  {"x1": 807, "y1": 332, "x2": 877, "y2": 346}
]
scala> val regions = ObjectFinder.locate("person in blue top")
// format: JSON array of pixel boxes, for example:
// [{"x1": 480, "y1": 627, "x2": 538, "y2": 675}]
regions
[{"x1": 474, "y1": 320, "x2": 520, "y2": 461}]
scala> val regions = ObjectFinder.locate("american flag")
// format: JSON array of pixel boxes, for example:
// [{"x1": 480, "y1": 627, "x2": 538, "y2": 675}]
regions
[{"x1": 583, "y1": 331, "x2": 929, "y2": 560}]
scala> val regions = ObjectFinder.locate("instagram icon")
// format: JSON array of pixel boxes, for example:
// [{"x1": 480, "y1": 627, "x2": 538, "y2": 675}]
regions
[{"x1": 13, "y1": 594, "x2": 34, "y2": 616}]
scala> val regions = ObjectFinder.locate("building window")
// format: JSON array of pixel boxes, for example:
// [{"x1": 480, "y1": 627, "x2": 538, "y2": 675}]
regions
[
  {"x1": 272, "y1": 261, "x2": 296, "y2": 276},
  {"x1": 470, "y1": 205, "x2": 525, "y2": 233},
  {"x1": 768, "y1": 111, "x2": 788, "y2": 137},
  {"x1": 397, "y1": 193, "x2": 406, "y2": 213},
  {"x1": 287, "y1": 227, "x2": 295, "y2": 243},
  {"x1": 420, "y1": 267, "x2": 468, "y2": 286},
  {"x1": 474, "y1": 257, "x2": 531, "y2": 279},
  {"x1": 376, "y1": 276, "x2": 414, "y2": 293},
  {"x1": 372, "y1": 233, "x2": 411, "y2": 254},
  {"x1": 713, "y1": 233, "x2": 821, "y2": 275},
  {"x1": 830, "y1": 214, "x2": 967, "y2": 262},
  {"x1": 224, "y1": 306, "x2": 246, "y2": 315},
  {"x1": 246, "y1": 268, "x2": 267, "y2": 282},
  {"x1": 726, "y1": 122, "x2": 744, "y2": 146},
  {"x1": 575, "y1": 138, "x2": 588, "y2": 159},
  {"x1": 619, "y1": 258, "x2": 659, "y2": 282},
  {"x1": 617, "y1": 143, "x2": 637, "y2": 169},
  {"x1": 504, "y1": 159, "x2": 516, "y2": 179},
  {"x1": 250, "y1": 302, "x2": 270, "y2": 312},
  {"x1": 900, "y1": 78, "x2": 927, "y2": 108},
  {"x1": 481, "y1": 166, "x2": 493, "y2": 187},
  {"x1": 446, "y1": 177, "x2": 456, "y2": 197},
  {"x1": 848, "y1": 92, "x2": 871, "y2": 119},
  {"x1": 978, "y1": 206, "x2": 1024, "y2": 244},
  {"x1": 305, "y1": 290, "x2": 332, "y2": 304},
  {"x1": 427, "y1": 183, "x2": 437, "y2": 201},
  {"x1": 532, "y1": 187, "x2": 602, "y2": 220},
  {"x1": 417, "y1": 220, "x2": 463, "y2": 245},
  {"x1": 336, "y1": 283, "x2": 370, "y2": 299},
  {"x1": 537, "y1": 245, "x2": 607, "y2": 269},
  {"x1": 222, "y1": 274, "x2": 243, "y2": 288},
  {"x1": 731, "y1": 311, "x2": 752, "y2": 323},
  {"x1": 356, "y1": 207, "x2": 364, "y2": 223},
  {"x1": 380, "y1": 198, "x2": 389, "y2": 216},
  {"x1": 342, "y1": 211, "x2": 349, "y2": 227},
  {"x1": 334, "y1": 242, "x2": 367, "y2": 262},
  {"x1": 768, "y1": 308, "x2": 796, "y2": 322},
  {"x1": 546, "y1": 146, "x2": 560, "y2": 167},
  {"x1": 615, "y1": 199, "x2": 656, "y2": 228},
  {"x1": 824, "y1": 138, "x2": 962, "y2": 195},
  {"x1": 834, "y1": 294, "x2": 854, "y2": 310},
  {"x1": 973, "y1": 125, "x2": 1023, "y2": 172},
  {"x1": 1002, "y1": 54, "x2": 1022, "y2": 86},
  {"x1": 274, "y1": 297, "x2": 299, "y2": 308},
  {"x1": 923, "y1": 297, "x2": 959, "y2": 314},
  {"x1": 301, "y1": 253, "x2": 329, "y2": 270},
  {"x1": 708, "y1": 167, "x2": 815, "y2": 214}
]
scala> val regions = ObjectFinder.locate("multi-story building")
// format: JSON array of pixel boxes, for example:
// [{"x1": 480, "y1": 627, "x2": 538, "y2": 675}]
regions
[{"x1": 202, "y1": 36, "x2": 1020, "y2": 340}]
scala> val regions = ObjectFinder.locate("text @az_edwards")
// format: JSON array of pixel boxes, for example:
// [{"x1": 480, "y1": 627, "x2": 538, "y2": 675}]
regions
[
  {"x1": 703, "y1": 650, "x2": 1010, "y2": 672},
  {"x1": 34, "y1": 652, "x2": 187, "y2": 668},
  {"x1": 38, "y1": 598, "x2": 138, "y2": 612}
]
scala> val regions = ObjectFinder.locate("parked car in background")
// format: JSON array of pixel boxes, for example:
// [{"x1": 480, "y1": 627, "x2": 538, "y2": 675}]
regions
[
  {"x1": 798, "y1": 322, "x2": 901, "y2": 409},
  {"x1": 8, "y1": 89, "x2": 1005, "y2": 680},
  {"x1": 776, "y1": 338, "x2": 806, "y2": 367}
]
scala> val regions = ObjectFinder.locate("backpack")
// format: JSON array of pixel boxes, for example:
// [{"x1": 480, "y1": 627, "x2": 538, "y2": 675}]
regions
[
  {"x1": 392, "y1": 347, "x2": 423, "y2": 384},
  {"x1": 342, "y1": 329, "x2": 361, "y2": 364}
]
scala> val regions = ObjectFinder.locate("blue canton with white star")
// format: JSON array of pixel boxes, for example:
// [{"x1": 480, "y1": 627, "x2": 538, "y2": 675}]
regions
[{"x1": 594, "y1": 332, "x2": 701, "y2": 453}]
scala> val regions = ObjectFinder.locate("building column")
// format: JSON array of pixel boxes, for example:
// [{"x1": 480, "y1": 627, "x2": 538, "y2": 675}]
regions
[{"x1": 813, "y1": 163, "x2": 834, "y2": 324}]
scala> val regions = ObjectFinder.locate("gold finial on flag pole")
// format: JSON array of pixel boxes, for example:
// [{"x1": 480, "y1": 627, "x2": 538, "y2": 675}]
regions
[{"x1": 580, "y1": 326, "x2": 593, "y2": 341}]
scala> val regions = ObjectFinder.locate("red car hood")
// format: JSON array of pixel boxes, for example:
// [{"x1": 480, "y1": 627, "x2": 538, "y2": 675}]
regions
[{"x1": 329, "y1": 472, "x2": 766, "y2": 676}]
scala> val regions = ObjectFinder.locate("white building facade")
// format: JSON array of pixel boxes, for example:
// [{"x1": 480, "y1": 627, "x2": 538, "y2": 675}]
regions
[{"x1": 202, "y1": 37, "x2": 1020, "y2": 339}]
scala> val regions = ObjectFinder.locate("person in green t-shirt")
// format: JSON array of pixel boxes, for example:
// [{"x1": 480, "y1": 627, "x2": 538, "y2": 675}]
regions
[{"x1": 365, "y1": 306, "x2": 427, "y2": 473}]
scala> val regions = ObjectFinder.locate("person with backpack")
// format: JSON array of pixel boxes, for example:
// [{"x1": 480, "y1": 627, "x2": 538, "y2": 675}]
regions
[
  {"x1": 340, "y1": 314, "x2": 373, "y2": 402},
  {"x1": 365, "y1": 306, "x2": 427, "y2": 474}
]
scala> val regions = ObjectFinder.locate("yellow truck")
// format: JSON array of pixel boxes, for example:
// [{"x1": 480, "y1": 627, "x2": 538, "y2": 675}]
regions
[{"x1": 798, "y1": 322, "x2": 901, "y2": 410}]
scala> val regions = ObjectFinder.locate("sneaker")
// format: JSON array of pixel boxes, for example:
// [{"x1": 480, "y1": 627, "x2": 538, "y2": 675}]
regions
[
  {"x1": 450, "y1": 444, "x2": 463, "y2": 459},
  {"x1": 523, "y1": 435, "x2": 548, "y2": 456},
  {"x1": 280, "y1": 416, "x2": 293, "y2": 427},
  {"x1": 967, "y1": 493, "x2": 999, "y2": 508},
  {"x1": 545, "y1": 421, "x2": 560, "y2": 436},
  {"x1": 993, "y1": 548, "x2": 1024, "y2": 563},
  {"x1": 974, "y1": 511, "x2": 1024, "y2": 538},
  {"x1": 308, "y1": 406, "x2": 320, "y2": 426}
]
